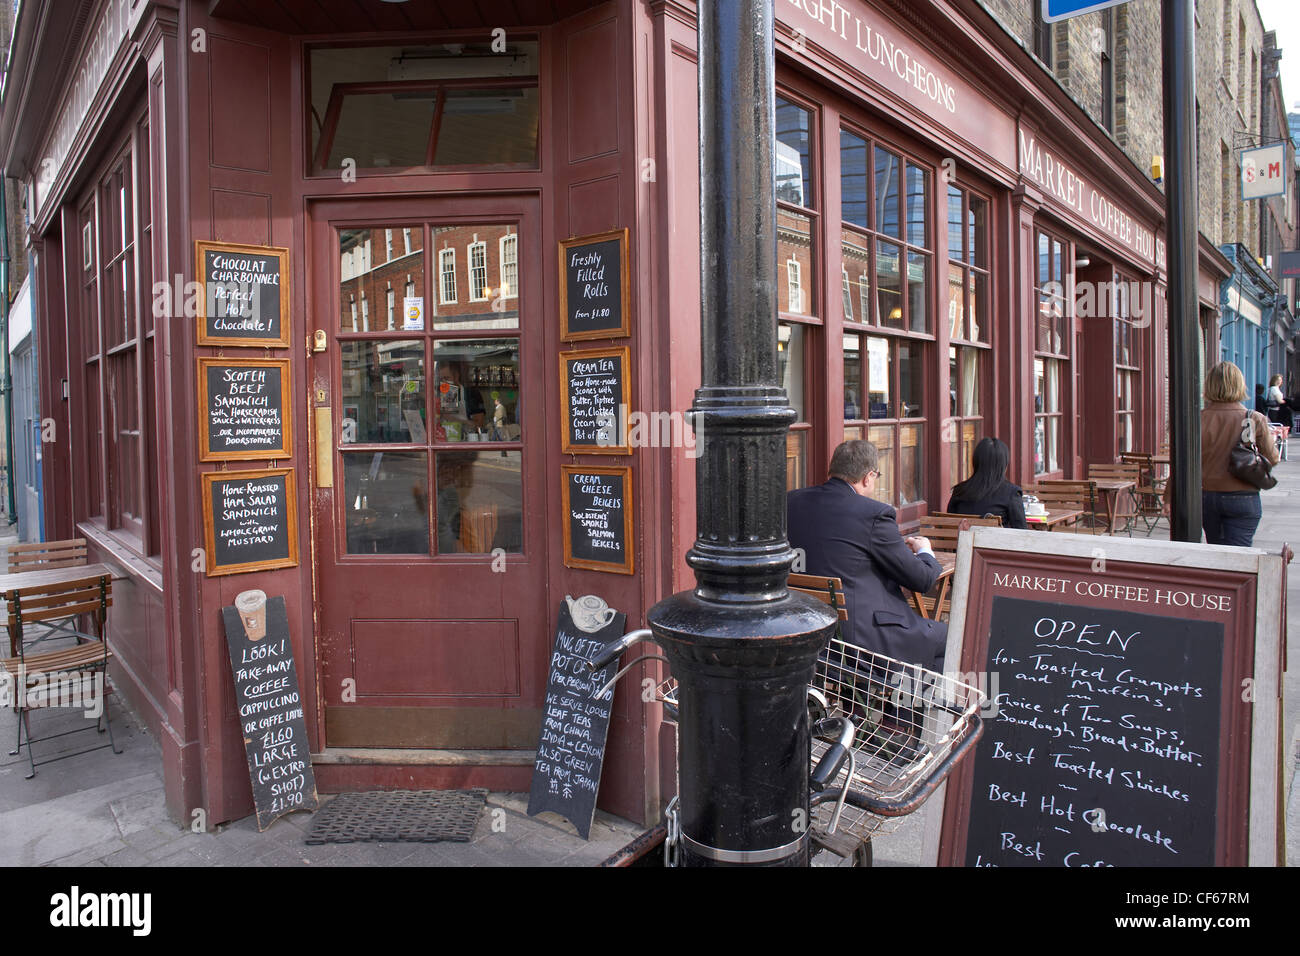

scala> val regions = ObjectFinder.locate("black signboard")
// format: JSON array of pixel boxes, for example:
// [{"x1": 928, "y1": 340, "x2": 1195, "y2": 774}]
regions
[
  {"x1": 559, "y1": 347, "x2": 631, "y2": 455},
  {"x1": 202, "y1": 468, "x2": 299, "y2": 575},
  {"x1": 221, "y1": 595, "x2": 319, "y2": 830},
  {"x1": 964, "y1": 596, "x2": 1223, "y2": 867},
  {"x1": 527, "y1": 602, "x2": 626, "y2": 839},
  {"x1": 562, "y1": 465, "x2": 633, "y2": 575},
  {"x1": 195, "y1": 240, "x2": 290, "y2": 347},
  {"x1": 199, "y1": 358, "x2": 291, "y2": 461},
  {"x1": 559, "y1": 229, "x2": 630, "y2": 341}
]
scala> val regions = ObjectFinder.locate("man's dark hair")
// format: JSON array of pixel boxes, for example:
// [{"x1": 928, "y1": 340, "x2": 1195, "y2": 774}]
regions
[{"x1": 828, "y1": 440, "x2": 878, "y2": 483}]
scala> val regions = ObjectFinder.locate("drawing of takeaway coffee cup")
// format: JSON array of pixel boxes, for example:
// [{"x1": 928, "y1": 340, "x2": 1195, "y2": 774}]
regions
[{"x1": 235, "y1": 589, "x2": 268, "y2": 641}]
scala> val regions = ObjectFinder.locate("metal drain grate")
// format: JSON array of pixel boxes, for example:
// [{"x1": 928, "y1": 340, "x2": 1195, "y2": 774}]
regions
[{"x1": 304, "y1": 789, "x2": 488, "y2": 845}]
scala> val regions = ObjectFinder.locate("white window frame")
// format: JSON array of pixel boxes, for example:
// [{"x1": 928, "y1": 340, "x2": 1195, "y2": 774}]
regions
[
  {"x1": 842, "y1": 266, "x2": 853, "y2": 321},
  {"x1": 859, "y1": 271, "x2": 870, "y2": 325},
  {"x1": 439, "y1": 247, "x2": 457, "y2": 304},
  {"x1": 402, "y1": 227, "x2": 412, "y2": 256},
  {"x1": 468, "y1": 240, "x2": 488, "y2": 302},
  {"x1": 360, "y1": 294, "x2": 369, "y2": 331},
  {"x1": 499, "y1": 233, "x2": 518, "y2": 300},
  {"x1": 386, "y1": 282, "x2": 395, "y2": 329},
  {"x1": 787, "y1": 258, "x2": 804, "y2": 314}
]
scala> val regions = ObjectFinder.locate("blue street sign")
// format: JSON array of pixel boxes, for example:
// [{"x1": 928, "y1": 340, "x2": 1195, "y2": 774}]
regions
[{"x1": 1043, "y1": 0, "x2": 1133, "y2": 23}]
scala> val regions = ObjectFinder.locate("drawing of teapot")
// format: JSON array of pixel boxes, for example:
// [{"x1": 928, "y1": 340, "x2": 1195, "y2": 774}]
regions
[{"x1": 566, "y1": 594, "x2": 617, "y2": 633}]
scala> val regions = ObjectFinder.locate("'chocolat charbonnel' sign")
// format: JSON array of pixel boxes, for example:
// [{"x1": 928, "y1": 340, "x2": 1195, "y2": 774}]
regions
[
  {"x1": 221, "y1": 593, "x2": 319, "y2": 830},
  {"x1": 559, "y1": 347, "x2": 631, "y2": 455},
  {"x1": 559, "y1": 229, "x2": 630, "y2": 341},
  {"x1": 201, "y1": 468, "x2": 299, "y2": 575},
  {"x1": 198, "y1": 358, "x2": 291, "y2": 461},
  {"x1": 561, "y1": 465, "x2": 634, "y2": 575},
  {"x1": 934, "y1": 530, "x2": 1286, "y2": 867},
  {"x1": 195, "y1": 240, "x2": 290, "y2": 347}
]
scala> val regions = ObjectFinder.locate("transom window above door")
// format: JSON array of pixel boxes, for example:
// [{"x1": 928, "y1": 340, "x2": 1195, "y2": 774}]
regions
[{"x1": 309, "y1": 41, "x2": 540, "y2": 173}]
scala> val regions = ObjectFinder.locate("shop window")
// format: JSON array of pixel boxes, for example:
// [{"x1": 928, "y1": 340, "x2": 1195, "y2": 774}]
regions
[
  {"x1": 777, "y1": 96, "x2": 818, "y2": 319},
  {"x1": 309, "y1": 42, "x2": 540, "y2": 173},
  {"x1": 1114, "y1": 272, "x2": 1141, "y2": 453},
  {"x1": 338, "y1": 223, "x2": 524, "y2": 557},
  {"x1": 77, "y1": 114, "x2": 159, "y2": 557},
  {"x1": 1033, "y1": 228, "x2": 1070, "y2": 474},
  {"x1": 949, "y1": 347, "x2": 983, "y2": 485},
  {"x1": 843, "y1": 332, "x2": 926, "y2": 507},
  {"x1": 946, "y1": 184, "x2": 990, "y2": 483},
  {"x1": 780, "y1": 321, "x2": 809, "y2": 489}
]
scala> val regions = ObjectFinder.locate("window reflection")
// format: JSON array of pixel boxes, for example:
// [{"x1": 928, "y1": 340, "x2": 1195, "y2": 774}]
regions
[
  {"x1": 341, "y1": 340, "x2": 426, "y2": 443},
  {"x1": 432, "y1": 225, "x2": 521, "y2": 330},
  {"x1": 343, "y1": 451, "x2": 429, "y2": 554},
  {"x1": 436, "y1": 451, "x2": 522, "y2": 554},
  {"x1": 433, "y1": 338, "x2": 521, "y2": 443},
  {"x1": 778, "y1": 323, "x2": 805, "y2": 421}
]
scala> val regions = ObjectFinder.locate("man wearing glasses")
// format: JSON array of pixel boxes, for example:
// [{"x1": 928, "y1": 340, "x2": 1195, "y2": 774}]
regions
[{"x1": 787, "y1": 439, "x2": 946, "y2": 670}]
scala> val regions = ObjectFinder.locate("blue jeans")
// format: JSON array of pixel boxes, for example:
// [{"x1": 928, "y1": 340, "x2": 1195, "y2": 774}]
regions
[{"x1": 1201, "y1": 491, "x2": 1263, "y2": 546}]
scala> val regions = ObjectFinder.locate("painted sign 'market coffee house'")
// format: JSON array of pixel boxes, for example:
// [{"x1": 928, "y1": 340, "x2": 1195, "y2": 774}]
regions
[{"x1": 1, "y1": 0, "x2": 1226, "y2": 829}]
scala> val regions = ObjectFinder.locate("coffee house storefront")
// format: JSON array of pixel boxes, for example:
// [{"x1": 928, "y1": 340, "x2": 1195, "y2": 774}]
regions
[{"x1": 2, "y1": 0, "x2": 1214, "y2": 829}]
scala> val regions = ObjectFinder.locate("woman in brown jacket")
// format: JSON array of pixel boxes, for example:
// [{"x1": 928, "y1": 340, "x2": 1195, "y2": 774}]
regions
[{"x1": 1201, "y1": 361, "x2": 1279, "y2": 546}]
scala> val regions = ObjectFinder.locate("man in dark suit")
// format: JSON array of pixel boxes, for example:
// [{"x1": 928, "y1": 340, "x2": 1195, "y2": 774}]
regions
[{"x1": 787, "y1": 440, "x2": 947, "y2": 670}]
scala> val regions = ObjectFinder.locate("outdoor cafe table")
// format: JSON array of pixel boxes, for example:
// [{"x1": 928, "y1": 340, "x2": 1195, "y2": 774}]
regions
[
  {"x1": 1090, "y1": 478, "x2": 1136, "y2": 534},
  {"x1": 1025, "y1": 507, "x2": 1085, "y2": 531},
  {"x1": 911, "y1": 551, "x2": 957, "y2": 621},
  {"x1": 0, "y1": 563, "x2": 116, "y2": 655}
]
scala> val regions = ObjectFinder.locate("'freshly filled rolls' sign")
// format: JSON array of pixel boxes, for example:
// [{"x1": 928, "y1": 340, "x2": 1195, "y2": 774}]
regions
[
  {"x1": 198, "y1": 358, "x2": 291, "y2": 461},
  {"x1": 559, "y1": 229, "x2": 630, "y2": 341},
  {"x1": 202, "y1": 468, "x2": 299, "y2": 575},
  {"x1": 195, "y1": 240, "x2": 290, "y2": 347}
]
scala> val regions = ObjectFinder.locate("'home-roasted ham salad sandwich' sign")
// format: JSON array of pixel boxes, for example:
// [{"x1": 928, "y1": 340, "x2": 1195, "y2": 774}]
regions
[
  {"x1": 202, "y1": 468, "x2": 299, "y2": 576},
  {"x1": 929, "y1": 529, "x2": 1285, "y2": 867},
  {"x1": 195, "y1": 240, "x2": 290, "y2": 347}
]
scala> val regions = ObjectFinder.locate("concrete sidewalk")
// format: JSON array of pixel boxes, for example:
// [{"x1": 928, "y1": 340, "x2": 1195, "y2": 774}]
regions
[{"x1": 1, "y1": 451, "x2": 1297, "y2": 866}]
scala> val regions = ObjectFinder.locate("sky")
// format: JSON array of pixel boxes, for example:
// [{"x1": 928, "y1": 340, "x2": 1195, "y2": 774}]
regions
[{"x1": 1254, "y1": 0, "x2": 1300, "y2": 116}]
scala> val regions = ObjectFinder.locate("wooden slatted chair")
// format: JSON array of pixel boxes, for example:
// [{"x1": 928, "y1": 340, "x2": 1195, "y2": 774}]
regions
[
  {"x1": 1120, "y1": 453, "x2": 1167, "y2": 534},
  {"x1": 6, "y1": 538, "x2": 89, "y2": 572},
  {"x1": 0, "y1": 573, "x2": 119, "y2": 778},
  {"x1": 1031, "y1": 479, "x2": 1103, "y2": 533},
  {"x1": 4, "y1": 539, "x2": 91, "y2": 647},
  {"x1": 788, "y1": 572, "x2": 848, "y2": 626},
  {"x1": 912, "y1": 514, "x2": 1000, "y2": 619},
  {"x1": 1086, "y1": 462, "x2": 1143, "y2": 535}
]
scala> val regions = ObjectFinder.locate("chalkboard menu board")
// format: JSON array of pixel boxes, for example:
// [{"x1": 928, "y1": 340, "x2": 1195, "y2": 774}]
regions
[
  {"x1": 562, "y1": 465, "x2": 634, "y2": 575},
  {"x1": 198, "y1": 358, "x2": 291, "y2": 461},
  {"x1": 559, "y1": 347, "x2": 631, "y2": 455},
  {"x1": 195, "y1": 240, "x2": 290, "y2": 347},
  {"x1": 221, "y1": 595, "x2": 319, "y2": 830},
  {"x1": 933, "y1": 529, "x2": 1286, "y2": 867},
  {"x1": 527, "y1": 601, "x2": 626, "y2": 838},
  {"x1": 202, "y1": 468, "x2": 299, "y2": 576},
  {"x1": 559, "y1": 229, "x2": 631, "y2": 341},
  {"x1": 964, "y1": 596, "x2": 1223, "y2": 867}
]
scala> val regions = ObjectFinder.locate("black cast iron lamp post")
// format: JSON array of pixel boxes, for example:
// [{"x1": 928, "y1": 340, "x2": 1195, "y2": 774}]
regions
[{"x1": 643, "y1": 0, "x2": 840, "y2": 866}]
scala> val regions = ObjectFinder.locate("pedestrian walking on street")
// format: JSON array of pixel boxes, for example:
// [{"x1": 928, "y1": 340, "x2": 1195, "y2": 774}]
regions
[{"x1": 1201, "y1": 361, "x2": 1279, "y2": 547}]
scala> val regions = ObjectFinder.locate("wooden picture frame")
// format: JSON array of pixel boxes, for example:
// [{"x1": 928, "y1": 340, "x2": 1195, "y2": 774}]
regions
[
  {"x1": 559, "y1": 346, "x2": 631, "y2": 456},
  {"x1": 195, "y1": 239, "x2": 291, "y2": 348},
  {"x1": 561, "y1": 465, "x2": 634, "y2": 575},
  {"x1": 197, "y1": 357, "x2": 292, "y2": 462},
  {"x1": 559, "y1": 228, "x2": 631, "y2": 342},
  {"x1": 201, "y1": 468, "x2": 299, "y2": 576}
]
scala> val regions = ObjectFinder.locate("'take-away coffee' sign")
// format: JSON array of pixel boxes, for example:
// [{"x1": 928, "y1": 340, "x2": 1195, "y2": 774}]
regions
[
  {"x1": 201, "y1": 468, "x2": 299, "y2": 576},
  {"x1": 195, "y1": 240, "x2": 290, "y2": 347},
  {"x1": 221, "y1": 593, "x2": 319, "y2": 830},
  {"x1": 198, "y1": 358, "x2": 291, "y2": 461},
  {"x1": 559, "y1": 229, "x2": 630, "y2": 341}
]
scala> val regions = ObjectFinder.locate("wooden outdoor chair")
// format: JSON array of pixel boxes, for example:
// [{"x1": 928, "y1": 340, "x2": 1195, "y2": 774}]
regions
[
  {"x1": 1026, "y1": 481, "x2": 1102, "y2": 533},
  {"x1": 912, "y1": 514, "x2": 1000, "y2": 619},
  {"x1": 0, "y1": 573, "x2": 119, "y2": 778},
  {"x1": 788, "y1": 572, "x2": 849, "y2": 627},
  {"x1": 1087, "y1": 462, "x2": 1143, "y2": 535},
  {"x1": 4, "y1": 539, "x2": 91, "y2": 648}
]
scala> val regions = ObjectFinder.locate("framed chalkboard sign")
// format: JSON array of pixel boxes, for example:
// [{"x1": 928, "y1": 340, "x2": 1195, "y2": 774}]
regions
[
  {"x1": 198, "y1": 357, "x2": 292, "y2": 462},
  {"x1": 201, "y1": 468, "x2": 299, "y2": 576},
  {"x1": 559, "y1": 347, "x2": 631, "y2": 455},
  {"x1": 221, "y1": 594, "x2": 319, "y2": 830},
  {"x1": 527, "y1": 599, "x2": 626, "y2": 839},
  {"x1": 925, "y1": 529, "x2": 1285, "y2": 867},
  {"x1": 195, "y1": 240, "x2": 290, "y2": 347},
  {"x1": 559, "y1": 228, "x2": 630, "y2": 341},
  {"x1": 561, "y1": 465, "x2": 634, "y2": 575}
]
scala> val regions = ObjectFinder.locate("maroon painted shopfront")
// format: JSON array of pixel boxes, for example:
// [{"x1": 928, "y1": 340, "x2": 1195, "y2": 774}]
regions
[{"x1": 3, "y1": 0, "x2": 1223, "y2": 829}]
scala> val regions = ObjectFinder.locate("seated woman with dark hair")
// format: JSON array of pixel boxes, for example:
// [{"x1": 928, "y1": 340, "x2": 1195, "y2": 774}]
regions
[{"x1": 946, "y1": 437, "x2": 1027, "y2": 529}]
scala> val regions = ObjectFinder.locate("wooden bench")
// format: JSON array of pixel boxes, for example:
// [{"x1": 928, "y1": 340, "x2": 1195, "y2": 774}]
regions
[{"x1": 0, "y1": 573, "x2": 119, "y2": 778}]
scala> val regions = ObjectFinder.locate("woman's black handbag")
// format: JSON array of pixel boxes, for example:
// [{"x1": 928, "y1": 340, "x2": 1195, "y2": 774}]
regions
[{"x1": 1228, "y1": 417, "x2": 1278, "y2": 490}]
